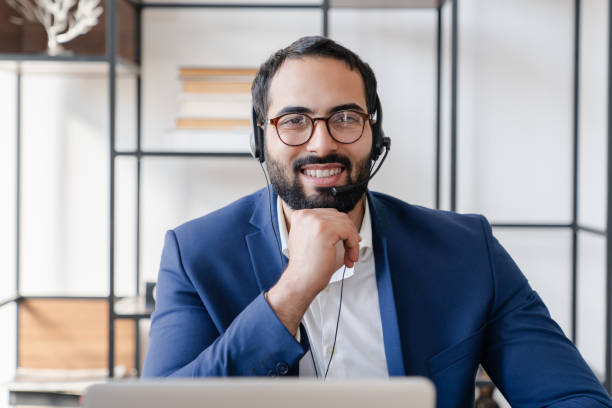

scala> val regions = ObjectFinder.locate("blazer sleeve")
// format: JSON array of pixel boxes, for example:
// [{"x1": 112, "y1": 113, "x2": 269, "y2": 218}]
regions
[
  {"x1": 479, "y1": 216, "x2": 612, "y2": 407},
  {"x1": 141, "y1": 230, "x2": 306, "y2": 377}
]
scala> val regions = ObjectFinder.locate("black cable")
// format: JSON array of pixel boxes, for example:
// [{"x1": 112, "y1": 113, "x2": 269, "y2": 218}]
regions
[
  {"x1": 259, "y1": 161, "x2": 285, "y2": 271},
  {"x1": 257, "y1": 160, "x2": 346, "y2": 380},
  {"x1": 311, "y1": 341, "x2": 319, "y2": 378},
  {"x1": 324, "y1": 265, "x2": 346, "y2": 379}
]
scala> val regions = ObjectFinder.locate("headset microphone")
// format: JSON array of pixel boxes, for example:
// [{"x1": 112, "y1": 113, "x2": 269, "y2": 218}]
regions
[{"x1": 330, "y1": 136, "x2": 390, "y2": 196}]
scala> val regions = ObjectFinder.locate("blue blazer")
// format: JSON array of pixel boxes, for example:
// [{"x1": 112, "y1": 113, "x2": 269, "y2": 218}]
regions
[{"x1": 142, "y1": 188, "x2": 611, "y2": 408}]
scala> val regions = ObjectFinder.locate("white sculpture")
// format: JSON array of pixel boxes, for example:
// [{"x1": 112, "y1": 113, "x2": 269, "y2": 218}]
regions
[{"x1": 6, "y1": 0, "x2": 103, "y2": 56}]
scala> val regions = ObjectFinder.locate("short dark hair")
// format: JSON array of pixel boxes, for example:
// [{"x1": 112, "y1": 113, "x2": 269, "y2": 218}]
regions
[{"x1": 251, "y1": 36, "x2": 378, "y2": 126}]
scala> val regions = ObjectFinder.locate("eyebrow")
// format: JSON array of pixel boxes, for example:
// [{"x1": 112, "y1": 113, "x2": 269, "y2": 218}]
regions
[{"x1": 273, "y1": 103, "x2": 367, "y2": 118}]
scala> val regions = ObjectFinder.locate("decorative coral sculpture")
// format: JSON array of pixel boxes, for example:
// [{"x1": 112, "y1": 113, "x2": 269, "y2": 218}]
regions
[{"x1": 6, "y1": 0, "x2": 103, "y2": 56}]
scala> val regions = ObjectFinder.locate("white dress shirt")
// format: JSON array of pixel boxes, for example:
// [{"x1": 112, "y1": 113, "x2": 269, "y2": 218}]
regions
[{"x1": 277, "y1": 196, "x2": 389, "y2": 378}]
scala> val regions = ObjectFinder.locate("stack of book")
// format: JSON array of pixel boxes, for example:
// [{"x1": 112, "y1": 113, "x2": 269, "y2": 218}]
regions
[{"x1": 172, "y1": 67, "x2": 256, "y2": 153}]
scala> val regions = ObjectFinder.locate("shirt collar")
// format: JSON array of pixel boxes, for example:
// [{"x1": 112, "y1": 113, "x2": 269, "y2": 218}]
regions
[{"x1": 277, "y1": 195, "x2": 373, "y2": 283}]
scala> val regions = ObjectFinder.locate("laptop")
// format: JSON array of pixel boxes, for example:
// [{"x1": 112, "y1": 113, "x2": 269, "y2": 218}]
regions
[{"x1": 84, "y1": 377, "x2": 436, "y2": 408}]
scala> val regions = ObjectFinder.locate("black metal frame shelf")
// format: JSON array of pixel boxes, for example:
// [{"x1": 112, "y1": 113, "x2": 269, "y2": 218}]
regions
[
  {"x1": 580, "y1": 226, "x2": 607, "y2": 236},
  {"x1": 0, "y1": 53, "x2": 137, "y2": 66},
  {"x1": 115, "y1": 151, "x2": 252, "y2": 157},
  {"x1": 1, "y1": 295, "x2": 112, "y2": 307},
  {"x1": 0, "y1": 53, "x2": 111, "y2": 62},
  {"x1": 3, "y1": 0, "x2": 612, "y2": 399},
  {"x1": 140, "y1": 2, "x2": 323, "y2": 8}
]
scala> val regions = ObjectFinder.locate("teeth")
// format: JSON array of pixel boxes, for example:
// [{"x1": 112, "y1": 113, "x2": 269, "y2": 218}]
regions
[{"x1": 304, "y1": 168, "x2": 342, "y2": 178}]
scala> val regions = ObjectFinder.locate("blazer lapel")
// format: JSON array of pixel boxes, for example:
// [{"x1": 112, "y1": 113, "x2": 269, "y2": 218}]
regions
[
  {"x1": 245, "y1": 187, "x2": 298, "y2": 376},
  {"x1": 368, "y1": 191, "x2": 406, "y2": 376},
  {"x1": 245, "y1": 188, "x2": 287, "y2": 293},
  {"x1": 246, "y1": 188, "x2": 406, "y2": 377}
]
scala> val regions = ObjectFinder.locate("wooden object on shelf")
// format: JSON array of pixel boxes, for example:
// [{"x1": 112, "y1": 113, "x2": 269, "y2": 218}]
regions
[
  {"x1": 180, "y1": 67, "x2": 258, "y2": 77},
  {"x1": 179, "y1": 66, "x2": 255, "y2": 94},
  {"x1": 182, "y1": 80, "x2": 252, "y2": 95},
  {"x1": 0, "y1": 0, "x2": 137, "y2": 62},
  {"x1": 176, "y1": 66, "x2": 255, "y2": 131},
  {"x1": 18, "y1": 298, "x2": 135, "y2": 372}
]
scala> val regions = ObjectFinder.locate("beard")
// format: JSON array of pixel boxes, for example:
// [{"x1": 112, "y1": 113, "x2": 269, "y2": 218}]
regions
[{"x1": 265, "y1": 151, "x2": 371, "y2": 213}]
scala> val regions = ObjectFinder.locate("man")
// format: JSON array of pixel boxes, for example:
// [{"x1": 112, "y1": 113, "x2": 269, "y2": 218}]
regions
[{"x1": 142, "y1": 36, "x2": 612, "y2": 407}]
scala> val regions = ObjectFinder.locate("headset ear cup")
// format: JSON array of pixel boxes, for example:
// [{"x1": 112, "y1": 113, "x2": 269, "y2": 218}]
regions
[
  {"x1": 255, "y1": 127, "x2": 265, "y2": 163},
  {"x1": 370, "y1": 95, "x2": 384, "y2": 162},
  {"x1": 371, "y1": 126, "x2": 383, "y2": 162},
  {"x1": 370, "y1": 120, "x2": 384, "y2": 162},
  {"x1": 251, "y1": 107, "x2": 265, "y2": 163},
  {"x1": 250, "y1": 127, "x2": 265, "y2": 163}
]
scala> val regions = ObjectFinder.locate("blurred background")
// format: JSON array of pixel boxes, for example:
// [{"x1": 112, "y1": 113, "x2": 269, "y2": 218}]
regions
[{"x1": 0, "y1": 0, "x2": 609, "y2": 406}]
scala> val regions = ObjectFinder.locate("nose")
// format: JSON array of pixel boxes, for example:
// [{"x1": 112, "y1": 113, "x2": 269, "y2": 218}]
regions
[{"x1": 307, "y1": 119, "x2": 338, "y2": 155}]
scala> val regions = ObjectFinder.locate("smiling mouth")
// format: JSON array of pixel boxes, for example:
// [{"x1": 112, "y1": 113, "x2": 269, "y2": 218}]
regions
[
  {"x1": 298, "y1": 165, "x2": 347, "y2": 188},
  {"x1": 300, "y1": 167, "x2": 345, "y2": 178}
]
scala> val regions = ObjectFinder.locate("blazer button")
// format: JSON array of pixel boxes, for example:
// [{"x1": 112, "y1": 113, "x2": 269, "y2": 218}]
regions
[
  {"x1": 267, "y1": 370, "x2": 277, "y2": 376},
  {"x1": 276, "y1": 362, "x2": 289, "y2": 375}
]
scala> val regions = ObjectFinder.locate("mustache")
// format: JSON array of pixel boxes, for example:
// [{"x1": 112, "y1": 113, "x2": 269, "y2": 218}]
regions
[{"x1": 292, "y1": 154, "x2": 352, "y2": 173}]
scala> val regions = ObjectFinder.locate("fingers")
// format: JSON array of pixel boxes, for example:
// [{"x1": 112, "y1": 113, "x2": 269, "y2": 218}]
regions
[
  {"x1": 343, "y1": 233, "x2": 362, "y2": 268},
  {"x1": 343, "y1": 251, "x2": 355, "y2": 268},
  {"x1": 330, "y1": 212, "x2": 361, "y2": 268},
  {"x1": 291, "y1": 208, "x2": 363, "y2": 270}
]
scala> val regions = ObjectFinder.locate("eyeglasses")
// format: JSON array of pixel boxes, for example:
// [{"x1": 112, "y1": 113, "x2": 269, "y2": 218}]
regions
[{"x1": 267, "y1": 110, "x2": 374, "y2": 146}]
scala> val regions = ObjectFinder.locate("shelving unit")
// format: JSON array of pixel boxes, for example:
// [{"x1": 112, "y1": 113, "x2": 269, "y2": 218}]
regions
[
  {"x1": 0, "y1": 0, "x2": 144, "y2": 390},
  {"x1": 2, "y1": 0, "x2": 612, "y2": 403},
  {"x1": 106, "y1": 0, "x2": 452, "y2": 380}
]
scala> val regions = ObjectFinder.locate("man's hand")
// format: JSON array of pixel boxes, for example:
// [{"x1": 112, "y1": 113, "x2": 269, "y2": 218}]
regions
[{"x1": 266, "y1": 208, "x2": 362, "y2": 336}]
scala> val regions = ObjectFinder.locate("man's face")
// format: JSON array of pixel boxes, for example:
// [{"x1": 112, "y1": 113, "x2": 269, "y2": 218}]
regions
[{"x1": 264, "y1": 56, "x2": 373, "y2": 213}]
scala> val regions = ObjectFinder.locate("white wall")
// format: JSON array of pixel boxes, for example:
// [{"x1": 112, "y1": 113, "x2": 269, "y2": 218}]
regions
[
  {"x1": 459, "y1": 0, "x2": 577, "y2": 335},
  {"x1": 0, "y1": 0, "x2": 609, "y2": 404},
  {"x1": 1, "y1": 68, "x2": 138, "y2": 297},
  {"x1": 577, "y1": 0, "x2": 608, "y2": 379}
]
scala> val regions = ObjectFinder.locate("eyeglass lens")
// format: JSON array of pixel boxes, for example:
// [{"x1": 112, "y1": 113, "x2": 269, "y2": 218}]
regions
[{"x1": 275, "y1": 111, "x2": 365, "y2": 146}]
